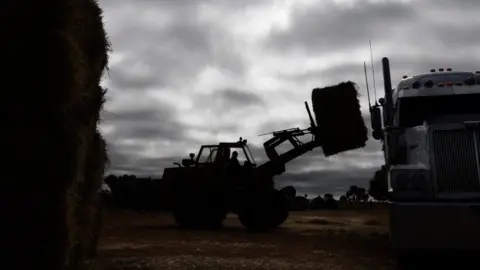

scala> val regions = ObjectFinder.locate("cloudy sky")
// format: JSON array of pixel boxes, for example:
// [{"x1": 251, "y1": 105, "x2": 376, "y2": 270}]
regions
[{"x1": 98, "y1": 0, "x2": 480, "y2": 197}]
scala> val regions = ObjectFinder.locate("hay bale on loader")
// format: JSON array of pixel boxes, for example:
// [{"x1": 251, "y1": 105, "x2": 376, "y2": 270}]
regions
[
  {"x1": 311, "y1": 81, "x2": 368, "y2": 156},
  {"x1": 1, "y1": 0, "x2": 110, "y2": 269}
]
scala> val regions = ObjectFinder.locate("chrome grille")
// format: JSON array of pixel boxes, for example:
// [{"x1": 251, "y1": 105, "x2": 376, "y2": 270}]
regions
[{"x1": 432, "y1": 128, "x2": 480, "y2": 192}]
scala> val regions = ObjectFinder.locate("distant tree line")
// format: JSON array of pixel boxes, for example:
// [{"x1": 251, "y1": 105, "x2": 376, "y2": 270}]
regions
[
  {"x1": 279, "y1": 186, "x2": 340, "y2": 211},
  {"x1": 101, "y1": 174, "x2": 164, "y2": 214},
  {"x1": 341, "y1": 165, "x2": 388, "y2": 203},
  {"x1": 100, "y1": 165, "x2": 389, "y2": 214},
  {"x1": 279, "y1": 165, "x2": 389, "y2": 211}
]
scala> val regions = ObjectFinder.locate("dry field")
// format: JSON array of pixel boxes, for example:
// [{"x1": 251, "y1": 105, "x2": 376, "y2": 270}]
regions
[{"x1": 95, "y1": 204, "x2": 399, "y2": 269}]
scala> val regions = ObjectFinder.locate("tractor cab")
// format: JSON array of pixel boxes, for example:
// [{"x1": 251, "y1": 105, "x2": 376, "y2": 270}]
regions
[
  {"x1": 183, "y1": 137, "x2": 257, "y2": 169},
  {"x1": 164, "y1": 138, "x2": 258, "y2": 192}
]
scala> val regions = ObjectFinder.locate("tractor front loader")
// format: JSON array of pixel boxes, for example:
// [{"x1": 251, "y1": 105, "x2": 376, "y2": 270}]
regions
[{"x1": 158, "y1": 81, "x2": 368, "y2": 231}]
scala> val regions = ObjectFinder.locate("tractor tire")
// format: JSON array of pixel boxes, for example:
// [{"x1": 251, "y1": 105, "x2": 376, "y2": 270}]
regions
[
  {"x1": 272, "y1": 193, "x2": 289, "y2": 226},
  {"x1": 173, "y1": 191, "x2": 228, "y2": 230},
  {"x1": 238, "y1": 189, "x2": 289, "y2": 232}
]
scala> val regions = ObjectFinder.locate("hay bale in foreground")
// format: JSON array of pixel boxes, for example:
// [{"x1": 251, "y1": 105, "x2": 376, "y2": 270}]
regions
[
  {"x1": 0, "y1": 0, "x2": 110, "y2": 269},
  {"x1": 76, "y1": 130, "x2": 109, "y2": 262},
  {"x1": 311, "y1": 81, "x2": 368, "y2": 156}
]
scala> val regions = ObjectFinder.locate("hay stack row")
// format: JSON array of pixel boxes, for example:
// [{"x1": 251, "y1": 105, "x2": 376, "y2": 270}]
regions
[{"x1": 1, "y1": 0, "x2": 110, "y2": 269}]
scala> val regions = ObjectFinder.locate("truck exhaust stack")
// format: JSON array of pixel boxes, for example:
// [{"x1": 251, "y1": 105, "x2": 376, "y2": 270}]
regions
[{"x1": 382, "y1": 57, "x2": 394, "y2": 126}]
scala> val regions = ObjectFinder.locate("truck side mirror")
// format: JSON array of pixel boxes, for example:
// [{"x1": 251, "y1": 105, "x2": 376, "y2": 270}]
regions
[
  {"x1": 372, "y1": 130, "x2": 383, "y2": 140},
  {"x1": 189, "y1": 153, "x2": 195, "y2": 160},
  {"x1": 371, "y1": 106, "x2": 383, "y2": 140}
]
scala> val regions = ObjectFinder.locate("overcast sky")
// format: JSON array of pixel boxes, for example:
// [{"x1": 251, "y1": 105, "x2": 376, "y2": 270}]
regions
[{"x1": 98, "y1": 0, "x2": 480, "y2": 197}]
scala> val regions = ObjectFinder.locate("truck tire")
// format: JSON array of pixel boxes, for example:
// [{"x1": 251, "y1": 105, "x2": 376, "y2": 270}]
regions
[{"x1": 271, "y1": 191, "x2": 289, "y2": 226}]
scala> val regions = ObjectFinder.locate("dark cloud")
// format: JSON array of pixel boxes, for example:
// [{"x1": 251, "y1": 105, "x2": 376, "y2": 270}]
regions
[
  {"x1": 256, "y1": 118, "x2": 310, "y2": 135},
  {"x1": 201, "y1": 0, "x2": 271, "y2": 9},
  {"x1": 97, "y1": 0, "x2": 478, "y2": 196},
  {"x1": 215, "y1": 88, "x2": 265, "y2": 107},
  {"x1": 192, "y1": 88, "x2": 266, "y2": 114},
  {"x1": 102, "y1": 106, "x2": 186, "y2": 142},
  {"x1": 431, "y1": 0, "x2": 480, "y2": 9},
  {"x1": 102, "y1": 1, "x2": 246, "y2": 91},
  {"x1": 107, "y1": 147, "x2": 179, "y2": 178},
  {"x1": 266, "y1": 0, "x2": 415, "y2": 54},
  {"x1": 281, "y1": 54, "x2": 480, "y2": 102},
  {"x1": 99, "y1": 0, "x2": 269, "y2": 11},
  {"x1": 106, "y1": 61, "x2": 157, "y2": 91},
  {"x1": 266, "y1": 0, "x2": 480, "y2": 56}
]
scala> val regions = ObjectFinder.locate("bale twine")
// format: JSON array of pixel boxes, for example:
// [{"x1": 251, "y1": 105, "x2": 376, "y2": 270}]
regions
[
  {"x1": 311, "y1": 81, "x2": 368, "y2": 156},
  {"x1": 0, "y1": 0, "x2": 110, "y2": 269}
]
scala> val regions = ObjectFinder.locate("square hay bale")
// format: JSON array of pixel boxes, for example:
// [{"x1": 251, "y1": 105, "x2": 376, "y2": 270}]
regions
[
  {"x1": 311, "y1": 81, "x2": 368, "y2": 156},
  {"x1": 0, "y1": 0, "x2": 110, "y2": 269}
]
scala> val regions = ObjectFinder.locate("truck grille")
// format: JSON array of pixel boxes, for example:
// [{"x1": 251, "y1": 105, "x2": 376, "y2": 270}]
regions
[{"x1": 432, "y1": 128, "x2": 480, "y2": 192}]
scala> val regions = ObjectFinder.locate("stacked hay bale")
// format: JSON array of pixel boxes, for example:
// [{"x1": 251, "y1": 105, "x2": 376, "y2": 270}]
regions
[
  {"x1": 77, "y1": 130, "x2": 109, "y2": 261},
  {"x1": 0, "y1": 0, "x2": 110, "y2": 269},
  {"x1": 311, "y1": 81, "x2": 368, "y2": 156}
]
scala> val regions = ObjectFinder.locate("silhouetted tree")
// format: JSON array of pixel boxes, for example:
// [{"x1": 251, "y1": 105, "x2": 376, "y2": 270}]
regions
[
  {"x1": 345, "y1": 185, "x2": 369, "y2": 202},
  {"x1": 280, "y1": 186, "x2": 296, "y2": 199},
  {"x1": 103, "y1": 174, "x2": 164, "y2": 214},
  {"x1": 309, "y1": 195, "x2": 324, "y2": 209},
  {"x1": 292, "y1": 196, "x2": 309, "y2": 211},
  {"x1": 368, "y1": 165, "x2": 388, "y2": 201},
  {"x1": 356, "y1": 187, "x2": 369, "y2": 202},
  {"x1": 346, "y1": 185, "x2": 358, "y2": 201},
  {"x1": 323, "y1": 193, "x2": 338, "y2": 209}
]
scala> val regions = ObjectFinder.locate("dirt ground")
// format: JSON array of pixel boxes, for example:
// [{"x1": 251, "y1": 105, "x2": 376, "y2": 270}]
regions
[{"x1": 95, "y1": 205, "x2": 397, "y2": 269}]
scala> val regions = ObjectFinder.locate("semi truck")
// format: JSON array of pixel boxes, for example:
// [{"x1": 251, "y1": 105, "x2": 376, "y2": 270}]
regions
[{"x1": 370, "y1": 58, "x2": 480, "y2": 263}]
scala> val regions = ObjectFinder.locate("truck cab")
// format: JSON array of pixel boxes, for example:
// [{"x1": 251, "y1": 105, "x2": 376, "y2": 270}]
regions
[
  {"x1": 372, "y1": 59, "x2": 480, "y2": 261},
  {"x1": 389, "y1": 69, "x2": 480, "y2": 201}
]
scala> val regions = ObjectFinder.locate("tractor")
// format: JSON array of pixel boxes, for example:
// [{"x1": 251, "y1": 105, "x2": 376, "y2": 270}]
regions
[
  {"x1": 157, "y1": 82, "x2": 368, "y2": 231},
  {"x1": 159, "y1": 138, "x2": 289, "y2": 231}
]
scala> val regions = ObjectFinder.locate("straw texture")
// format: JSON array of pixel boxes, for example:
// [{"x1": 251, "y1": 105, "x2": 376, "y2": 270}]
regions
[
  {"x1": 0, "y1": 0, "x2": 110, "y2": 269},
  {"x1": 311, "y1": 81, "x2": 368, "y2": 156}
]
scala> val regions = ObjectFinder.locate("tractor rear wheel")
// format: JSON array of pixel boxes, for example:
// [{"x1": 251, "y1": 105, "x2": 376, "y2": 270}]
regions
[{"x1": 238, "y1": 189, "x2": 289, "y2": 232}]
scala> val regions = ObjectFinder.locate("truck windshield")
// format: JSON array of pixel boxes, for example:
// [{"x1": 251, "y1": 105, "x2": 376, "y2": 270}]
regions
[{"x1": 398, "y1": 94, "x2": 480, "y2": 127}]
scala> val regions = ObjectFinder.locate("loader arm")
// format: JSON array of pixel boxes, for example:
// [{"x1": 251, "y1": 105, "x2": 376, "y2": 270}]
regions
[
  {"x1": 256, "y1": 102, "x2": 322, "y2": 176},
  {"x1": 257, "y1": 128, "x2": 321, "y2": 175}
]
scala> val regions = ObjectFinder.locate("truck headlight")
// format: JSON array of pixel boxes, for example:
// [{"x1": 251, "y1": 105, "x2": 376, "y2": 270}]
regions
[{"x1": 390, "y1": 169, "x2": 429, "y2": 192}]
